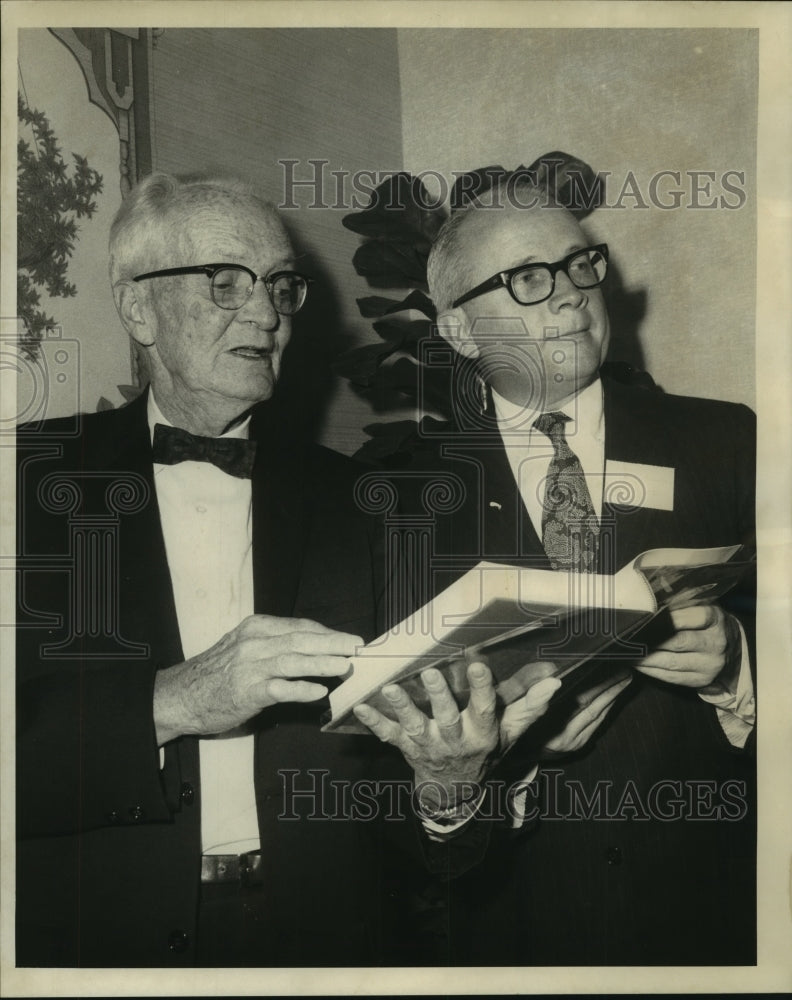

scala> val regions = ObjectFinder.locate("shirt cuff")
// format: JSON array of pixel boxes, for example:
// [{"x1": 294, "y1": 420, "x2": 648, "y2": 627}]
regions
[
  {"x1": 508, "y1": 764, "x2": 540, "y2": 829},
  {"x1": 698, "y1": 620, "x2": 755, "y2": 748},
  {"x1": 421, "y1": 788, "x2": 488, "y2": 841}
]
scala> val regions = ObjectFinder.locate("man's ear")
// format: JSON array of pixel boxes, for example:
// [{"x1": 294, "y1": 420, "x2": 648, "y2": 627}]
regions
[
  {"x1": 435, "y1": 308, "x2": 480, "y2": 360},
  {"x1": 113, "y1": 281, "x2": 156, "y2": 348}
]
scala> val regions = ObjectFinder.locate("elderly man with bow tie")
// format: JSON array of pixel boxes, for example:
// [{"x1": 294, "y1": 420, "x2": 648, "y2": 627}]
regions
[{"x1": 16, "y1": 172, "x2": 560, "y2": 968}]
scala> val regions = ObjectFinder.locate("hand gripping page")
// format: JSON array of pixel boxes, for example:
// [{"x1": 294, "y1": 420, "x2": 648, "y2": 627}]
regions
[{"x1": 322, "y1": 544, "x2": 753, "y2": 735}]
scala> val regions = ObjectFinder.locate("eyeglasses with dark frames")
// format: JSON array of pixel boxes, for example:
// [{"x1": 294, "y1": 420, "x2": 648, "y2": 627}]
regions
[
  {"x1": 132, "y1": 263, "x2": 313, "y2": 315},
  {"x1": 451, "y1": 244, "x2": 609, "y2": 309}
]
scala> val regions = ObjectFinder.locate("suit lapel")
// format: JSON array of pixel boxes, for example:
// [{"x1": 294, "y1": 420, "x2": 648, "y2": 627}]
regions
[
  {"x1": 103, "y1": 390, "x2": 199, "y2": 803},
  {"x1": 601, "y1": 378, "x2": 678, "y2": 568},
  {"x1": 479, "y1": 439, "x2": 548, "y2": 564},
  {"x1": 104, "y1": 389, "x2": 185, "y2": 668},
  {"x1": 451, "y1": 378, "x2": 675, "y2": 574},
  {"x1": 441, "y1": 432, "x2": 551, "y2": 570}
]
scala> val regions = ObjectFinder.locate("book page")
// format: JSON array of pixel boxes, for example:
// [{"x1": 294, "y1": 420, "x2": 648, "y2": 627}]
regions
[
  {"x1": 632, "y1": 543, "x2": 752, "y2": 608},
  {"x1": 327, "y1": 558, "x2": 659, "y2": 722}
]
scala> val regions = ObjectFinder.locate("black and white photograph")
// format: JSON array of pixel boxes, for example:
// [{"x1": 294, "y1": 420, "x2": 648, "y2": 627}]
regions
[{"x1": 2, "y1": 2, "x2": 790, "y2": 996}]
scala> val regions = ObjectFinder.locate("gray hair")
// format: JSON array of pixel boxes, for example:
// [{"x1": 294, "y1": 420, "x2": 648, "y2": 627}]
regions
[
  {"x1": 427, "y1": 178, "x2": 557, "y2": 312},
  {"x1": 108, "y1": 172, "x2": 279, "y2": 285}
]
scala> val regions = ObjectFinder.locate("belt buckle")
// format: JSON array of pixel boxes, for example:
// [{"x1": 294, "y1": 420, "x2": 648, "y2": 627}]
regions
[
  {"x1": 238, "y1": 850, "x2": 261, "y2": 888},
  {"x1": 201, "y1": 854, "x2": 237, "y2": 884}
]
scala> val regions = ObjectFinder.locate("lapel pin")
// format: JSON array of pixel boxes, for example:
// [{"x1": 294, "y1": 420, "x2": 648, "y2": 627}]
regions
[{"x1": 488, "y1": 500, "x2": 502, "y2": 510}]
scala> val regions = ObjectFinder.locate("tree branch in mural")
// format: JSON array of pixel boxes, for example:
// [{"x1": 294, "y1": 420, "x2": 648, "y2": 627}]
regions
[
  {"x1": 333, "y1": 153, "x2": 607, "y2": 465},
  {"x1": 17, "y1": 95, "x2": 104, "y2": 360}
]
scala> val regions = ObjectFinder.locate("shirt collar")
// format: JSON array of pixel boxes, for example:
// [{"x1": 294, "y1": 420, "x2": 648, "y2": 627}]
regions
[
  {"x1": 492, "y1": 377, "x2": 604, "y2": 441},
  {"x1": 147, "y1": 390, "x2": 252, "y2": 444}
]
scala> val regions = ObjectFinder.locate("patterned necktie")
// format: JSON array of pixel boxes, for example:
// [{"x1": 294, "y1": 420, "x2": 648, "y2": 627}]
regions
[
  {"x1": 151, "y1": 423, "x2": 257, "y2": 479},
  {"x1": 533, "y1": 411, "x2": 599, "y2": 572}
]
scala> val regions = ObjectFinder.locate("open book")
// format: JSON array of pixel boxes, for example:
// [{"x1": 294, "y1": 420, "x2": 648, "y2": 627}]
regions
[{"x1": 322, "y1": 544, "x2": 754, "y2": 735}]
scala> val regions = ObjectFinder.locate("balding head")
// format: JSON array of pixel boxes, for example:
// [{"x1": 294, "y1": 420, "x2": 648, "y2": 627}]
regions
[
  {"x1": 109, "y1": 172, "x2": 297, "y2": 436},
  {"x1": 427, "y1": 180, "x2": 551, "y2": 311},
  {"x1": 109, "y1": 172, "x2": 284, "y2": 286},
  {"x1": 428, "y1": 181, "x2": 610, "y2": 410}
]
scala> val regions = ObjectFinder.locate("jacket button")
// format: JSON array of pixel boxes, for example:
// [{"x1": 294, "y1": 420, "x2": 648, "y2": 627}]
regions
[
  {"x1": 129, "y1": 804, "x2": 145, "y2": 822},
  {"x1": 106, "y1": 810, "x2": 119, "y2": 824},
  {"x1": 180, "y1": 782, "x2": 195, "y2": 805},
  {"x1": 167, "y1": 929, "x2": 189, "y2": 953},
  {"x1": 605, "y1": 846, "x2": 622, "y2": 866}
]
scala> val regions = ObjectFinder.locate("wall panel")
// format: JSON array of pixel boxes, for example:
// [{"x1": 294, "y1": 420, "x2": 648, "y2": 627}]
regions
[
  {"x1": 398, "y1": 28, "x2": 757, "y2": 408},
  {"x1": 152, "y1": 28, "x2": 404, "y2": 454}
]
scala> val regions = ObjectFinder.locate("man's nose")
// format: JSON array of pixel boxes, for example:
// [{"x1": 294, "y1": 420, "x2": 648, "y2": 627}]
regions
[
  {"x1": 238, "y1": 280, "x2": 280, "y2": 328},
  {"x1": 549, "y1": 269, "x2": 586, "y2": 310}
]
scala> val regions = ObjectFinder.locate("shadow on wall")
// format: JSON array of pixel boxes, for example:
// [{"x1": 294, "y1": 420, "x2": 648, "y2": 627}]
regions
[
  {"x1": 270, "y1": 221, "x2": 357, "y2": 443},
  {"x1": 603, "y1": 258, "x2": 650, "y2": 382}
]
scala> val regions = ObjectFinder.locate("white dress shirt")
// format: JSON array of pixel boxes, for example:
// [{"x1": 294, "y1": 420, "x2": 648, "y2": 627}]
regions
[
  {"x1": 149, "y1": 394, "x2": 260, "y2": 855},
  {"x1": 150, "y1": 394, "x2": 455, "y2": 849},
  {"x1": 493, "y1": 376, "x2": 606, "y2": 535},
  {"x1": 493, "y1": 377, "x2": 755, "y2": 747}
]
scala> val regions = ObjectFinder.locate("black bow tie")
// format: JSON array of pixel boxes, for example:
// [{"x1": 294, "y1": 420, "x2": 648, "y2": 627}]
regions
[{"x1": 151, "y1": 423, "x2": 257, "y2": 479}]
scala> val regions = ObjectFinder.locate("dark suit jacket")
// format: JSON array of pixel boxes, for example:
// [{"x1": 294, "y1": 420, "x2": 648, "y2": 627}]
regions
[
  {"x1": 16, "y1": 389, "x2": 414, "y2": 967},
  {"x1": 393, "y1": 376, "x2": 756, "y2": 966}
]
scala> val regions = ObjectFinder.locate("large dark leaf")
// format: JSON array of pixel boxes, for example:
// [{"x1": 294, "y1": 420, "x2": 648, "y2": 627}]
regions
[
  {"x1": 449, "y1": 165, "x2": 508, "y2": 211},
  {"x1": 448, "y1": 154, "x2": 602, "y2": 219},
  {"x1": 330, "y1": 341, "x2": 399, "y2": 385},
  {"x1": 374, "y1": 357, "x2": 454, "y2": 415},
  {"x1": 352, "y1": 240, "x2": 428, "y2": 286},
  {"x1": 357, "y1": 290, "x2": 436, "y2": 321},
  {"x1": 117, "y1": 383, "x2": 143, "y2": 402},
  {"x1": 361, "y1": 418, "x2": 422, "y2": 440},
  {"x1": 523, "y1": 151, "x2": 603, "y2": 217},
  {"x1": 342, "y1": 172, "x2": 446, "y2": 244},
  {"x1": 356, "y1": 296, "x2": 404, "y2": 318},
  {"x1": 354, "y1": 422, "x2": 422, "y2": 466},
  {"x1": 358, "y1": 418, "x2": 422, "y2": 456},
  {"x1": 385, "y1": 289, "x2": 436, "y2": 320},
  {"x1": 414, "y1": 364, "x2": 457, "y2": 416},
  {"x1": 371, "y1": 318, "x2": 432, "y2": 346},
  {"x1": 357, "y1": 356, "x2": 420, "y2": 398}
]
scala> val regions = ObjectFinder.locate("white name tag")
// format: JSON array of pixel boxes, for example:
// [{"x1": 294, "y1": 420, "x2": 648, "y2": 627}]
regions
[{"x1": 603, "y1": 460, "x2": 675, "y2": 511}]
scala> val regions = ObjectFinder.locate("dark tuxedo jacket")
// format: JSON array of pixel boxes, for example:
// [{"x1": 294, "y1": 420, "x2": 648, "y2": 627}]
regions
[
  {"x1": 16, "y1": 389, "x2": 420, "y2": 967},
  {"x1": 395, "y1": 376, "x2": 757, "y2": 966}
]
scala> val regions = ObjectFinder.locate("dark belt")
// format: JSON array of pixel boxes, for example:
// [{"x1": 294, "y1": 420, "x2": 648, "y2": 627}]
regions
[{"x1": 200, "y1": 850, "x2": 264, "y2": 887}]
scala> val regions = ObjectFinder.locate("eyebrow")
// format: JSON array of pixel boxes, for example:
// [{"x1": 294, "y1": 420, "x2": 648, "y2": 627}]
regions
[
  {"x1": 267, "y1": 257, "x2": 297, "y2": 273},
  {"x1": 213, "y1": 253, "x2": 298, "y2": 274},
  {"x1": 516, "y1": 244, "x2": 586, "y2": 267}
]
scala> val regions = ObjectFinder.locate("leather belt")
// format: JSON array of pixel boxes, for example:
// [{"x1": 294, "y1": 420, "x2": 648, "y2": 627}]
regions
[{"x1": 200, "y1": 850, "x2": 264, "y2": 887}]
